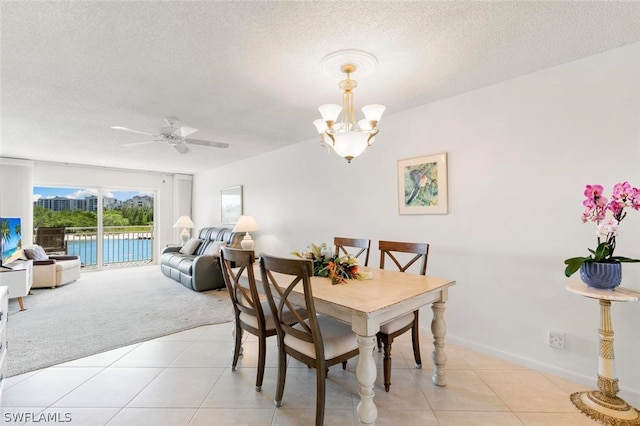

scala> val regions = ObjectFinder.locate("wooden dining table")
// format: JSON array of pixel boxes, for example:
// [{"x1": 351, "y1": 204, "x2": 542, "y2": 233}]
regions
[{"x1": 244, "y1": 263, "x2": 456, "y2": 426}]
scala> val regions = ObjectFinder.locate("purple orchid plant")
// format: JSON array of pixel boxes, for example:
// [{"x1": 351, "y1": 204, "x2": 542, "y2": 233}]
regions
[{"x1": 564, "y1": 182, "x2": 640, "y2": 277}]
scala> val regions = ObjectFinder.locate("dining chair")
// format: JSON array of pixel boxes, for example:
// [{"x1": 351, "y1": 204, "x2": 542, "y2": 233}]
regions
[
  {"x1": 333, "y1": 236, "x2": 371, "y2": 266},
  {"x1": 377, "y1": 240, "x2": 429, "y2": 392},
  {"x1": 219, "y1": 246, "x2": 305, "y2": 392},
  {"x1": 259, "y1": 254, "x2": 359, "y2": 426}
]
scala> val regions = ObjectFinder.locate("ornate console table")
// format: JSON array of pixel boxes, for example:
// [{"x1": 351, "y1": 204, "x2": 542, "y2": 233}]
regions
[{"x1": 566, "y1": 281, "x2": 640, "y2": 425}]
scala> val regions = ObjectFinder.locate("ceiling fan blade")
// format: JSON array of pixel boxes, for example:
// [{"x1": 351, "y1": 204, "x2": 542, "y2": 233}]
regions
[
  {"x1": 172, "y1": 141, "x2": 190, "y2": 154},
  {"x1": 185, "y1": 138, "x2": 229, "y2": 149},
  {"x1": 111, "y1": 126, "x2": 156, "y2": 137},
  {"x1": 173, "y1": 126, "x2": 198, "y2": 138},
  {"x1": 122, "y1": 140, "x2": 158, "y2": 147}
]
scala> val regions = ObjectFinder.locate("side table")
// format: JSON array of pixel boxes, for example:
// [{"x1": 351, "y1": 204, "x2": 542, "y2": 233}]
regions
[{"x1": 566, "y1": 281, "x2": 640, "y2": 425}]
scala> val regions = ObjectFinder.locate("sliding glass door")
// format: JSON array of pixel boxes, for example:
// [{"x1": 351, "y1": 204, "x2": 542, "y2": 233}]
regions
[
  {"x1": 33, "y1": 187, "x2": 155, "y2": 269},
  {"x1": 102, "y1": 189, "x2": 154, "y2": 267}
]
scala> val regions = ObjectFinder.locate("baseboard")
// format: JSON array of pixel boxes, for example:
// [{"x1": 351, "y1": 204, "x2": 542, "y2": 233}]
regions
[{"x1": 445, "y1": 333, "x2": 640, "y2": 406}]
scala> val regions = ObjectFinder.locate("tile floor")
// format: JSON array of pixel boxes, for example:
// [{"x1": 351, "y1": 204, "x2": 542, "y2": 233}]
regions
[{"x1": 1, "y1": 323, "x2": 597, "y2": 425}]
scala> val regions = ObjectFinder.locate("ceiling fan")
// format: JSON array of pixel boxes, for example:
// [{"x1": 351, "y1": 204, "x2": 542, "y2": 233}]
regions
[{"x1": 111, "y1": 117, "x2": 229, "y2": 154}]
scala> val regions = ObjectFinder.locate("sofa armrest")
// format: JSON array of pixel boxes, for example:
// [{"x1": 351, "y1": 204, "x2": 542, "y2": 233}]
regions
[
  {"x1": 49, "y1": 255, "x2": 79, "y2": 261},
  {"x1": 33, "y1": 259, "x2": 56, "y2": 266},
  {"x1": 191, "y1": 254, "x2": 225, "y2": 291},
  {"x1": 161, "y1": 246, "x2": 182, "y2": 255},
  {"x1": 32, "y1": 262, "x2": 57, "y2": 287},
  {"x1": 192, "y1": 254, "x2": 218, "y2": 269}
]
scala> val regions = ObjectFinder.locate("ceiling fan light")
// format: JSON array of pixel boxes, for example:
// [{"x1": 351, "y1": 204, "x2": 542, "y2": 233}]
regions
[
  {"x1": 361, "y1": 104, "x2": 385, "y2": 123},
  {"x1": 174, "y1": 141, "x2": 189, "y2": 154},
  {"x1": 319, "y1": 104, "x2": 342, "y2": 122}
]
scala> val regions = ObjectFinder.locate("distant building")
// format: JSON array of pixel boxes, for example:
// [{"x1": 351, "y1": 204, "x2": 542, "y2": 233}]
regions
[
  {"x1": 122, "y1": 195, "x2": 153, "y2": 209},
  {"x1": 35, "y1": 195, "x2": 152, "y2": 212},
  {"x1": 103, "y1": 197, "x2": 122, "y2": 210},
  {"x1": 36, "y1": 196, "x2": 74, "y2": 211}
]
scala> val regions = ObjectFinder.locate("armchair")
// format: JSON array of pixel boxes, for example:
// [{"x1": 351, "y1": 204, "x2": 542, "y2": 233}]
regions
[{"x1": 23, "y1": 245, "x2": 81, "y2": 289}]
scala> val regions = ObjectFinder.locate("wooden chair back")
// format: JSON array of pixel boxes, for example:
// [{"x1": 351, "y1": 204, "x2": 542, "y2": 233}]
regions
[
  {"x1": 259, "y1": 255, "x2": 323, "y2": 362},
  {"x1": 333, "y1": 237, "x2": 371, "y2": 266},
  {"x1": 378, "y1": 240, "x2": 429, "y2": 276},
  {"x1": 35, "y1": 227, "x2": 66, "y2": 254},
  {"x1": 219, "y1": 247, "x2": 265, "y2": 330}
]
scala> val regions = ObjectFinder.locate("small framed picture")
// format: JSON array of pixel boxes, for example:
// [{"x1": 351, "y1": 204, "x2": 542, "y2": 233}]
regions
[
  {"x1": 220, "y1": 185, "x2": 243, "y2": 224},
  {"x1": 398, "y1": 153, "x2": 448, "y2": 214}
]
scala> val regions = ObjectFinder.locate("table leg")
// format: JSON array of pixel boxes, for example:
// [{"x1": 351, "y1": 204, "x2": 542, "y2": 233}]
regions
[
  {"x1": 356, "y1": 334, "x2": 377, "y2": 426},
  {"x1": 570, "y1": 299, "x2": 640, "y2": 424},
  {"x1": 431, "y1": 301, "x2": 448, "y2": 386}
]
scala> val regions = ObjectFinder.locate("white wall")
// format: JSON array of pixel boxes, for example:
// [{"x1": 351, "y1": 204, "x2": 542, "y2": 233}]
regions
[
  {"x1": 31, "y1": 163, "x2": 179, "y2": 259},
  {"x1": 194, "y1": 42, "x2": 640, "y2": 404},
  {"x1": 0, "y1": 158, "x2": 35, "y2": 245}
]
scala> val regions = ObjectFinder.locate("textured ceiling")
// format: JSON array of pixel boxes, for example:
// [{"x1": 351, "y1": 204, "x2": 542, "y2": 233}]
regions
[{"x1": 2, "y1": 1, "x2": 640, "y2": 174}]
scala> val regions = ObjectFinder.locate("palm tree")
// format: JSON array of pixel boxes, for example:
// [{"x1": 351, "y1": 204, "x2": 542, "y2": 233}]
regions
[
  {"x1": 1, "y1": 219, "x2": 9, "y2": 247},
  {"x1": 14, "y1": 223, "x2": 22, "y2": 249}
]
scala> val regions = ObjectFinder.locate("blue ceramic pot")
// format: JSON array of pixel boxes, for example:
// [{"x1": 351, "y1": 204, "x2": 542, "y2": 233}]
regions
[{"x1": 580, "y1": 262, "x2": 622, "y2": 290}]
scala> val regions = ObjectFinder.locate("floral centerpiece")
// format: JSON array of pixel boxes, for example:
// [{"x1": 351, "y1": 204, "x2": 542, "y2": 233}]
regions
[
  {"x1": 564, "y1": 182, "x2": 640, "y2": 283},
  {"x1": 292, "y1": 242, "x2": 368, "y2": 285}
]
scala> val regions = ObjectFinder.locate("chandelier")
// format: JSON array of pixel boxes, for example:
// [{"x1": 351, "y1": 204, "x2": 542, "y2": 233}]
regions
[{"x1": 313, "y1": 50, "x2": 385, "y2": 163}]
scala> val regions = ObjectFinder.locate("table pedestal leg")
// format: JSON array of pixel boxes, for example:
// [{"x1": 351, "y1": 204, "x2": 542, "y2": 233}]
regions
[
  {"x1": 570, "y1": 300, "x2": 640, "y2": 425},
  {"x1": 356, "y1": 334, "x2": 377, "y2": 426},
  {"x1": 431, "y1": 301, "x2": 448, "y2": 386}
]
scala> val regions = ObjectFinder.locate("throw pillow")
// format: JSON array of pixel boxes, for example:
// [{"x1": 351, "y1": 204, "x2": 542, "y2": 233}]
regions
[
  {"x1": 23, "y1": 245, "x2": 49, "y2": 261},
  {"x1": 202, "y1": 241, "x2": 226, "y2": 256},
  {"x1": 179, "y1": 238, "x2": 202, "y2": 255}
]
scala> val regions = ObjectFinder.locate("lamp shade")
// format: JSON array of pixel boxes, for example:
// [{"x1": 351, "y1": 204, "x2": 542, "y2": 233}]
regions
[
  {"x1": 319, "y1": 104, "x2": 342, "y2": 122},
  {"x1": 361, "y1": 104, "x2": 386, "y2": 122},
  {"x1": 173, "y1": 216, "x2": 195, "y2": 229},
  {"x1": 313, "y1": 119, "x2": 327, "y2": 134},
  {"x1": 232, "y1": 215, "x2": 260, "y2": 233}
]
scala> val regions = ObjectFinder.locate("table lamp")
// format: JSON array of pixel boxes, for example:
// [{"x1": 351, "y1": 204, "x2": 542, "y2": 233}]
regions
[
  {"x1": 173, "y1": 216, "x2": 195, "y2": 245},
  {"x1": 232, "y1": 215, "x2": 260, "y2": 250}
]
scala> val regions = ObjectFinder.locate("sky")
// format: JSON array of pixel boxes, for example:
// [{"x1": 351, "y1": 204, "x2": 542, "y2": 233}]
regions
[{"x1": 33, "y1": 187, "x2": 154, "y2": 202}]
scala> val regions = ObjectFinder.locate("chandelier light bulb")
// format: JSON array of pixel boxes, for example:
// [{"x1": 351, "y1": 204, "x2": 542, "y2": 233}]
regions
[
  {"x1": 357, "y1": 119, "x2": 372, "y2": 131},
  {"x1": 319, "y1": 104, "x2": 342, "y2": 124},
  {"x1": 362, "y1": 104, "x2": 386, "y2": 123},
  {"x1": 313, "y1": 119, "x2": 327, "y2": 134},
  {"x1": 331, "y1": 132, "x2": 370, "y2": 162}
]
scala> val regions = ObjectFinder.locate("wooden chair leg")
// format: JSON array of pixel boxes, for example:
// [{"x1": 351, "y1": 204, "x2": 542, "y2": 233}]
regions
[
  {"x1": 275, "y1": 339, "x2": 287, "y2": 407},
  {"x1": 411, "y1": 311, "x2": 422, "y2": 368},
  {"x1": 316, "y1": 364, "x2": 326, "y2": 426},
  {"x1": 383, "y1": 339, "x2": 392, "y2": 392},
  {"x1": 231, "y1": 322, "x2": 242, "y2": 371},
  {"x1": 256, "y1": 335, "x2": 267, "y2": 391},
  {"x1": 377, "y1": 335, "x2": 382, "y2": 352},
  {"x1": 17, "y1": 297, "x2": 25, "y2": 311}
]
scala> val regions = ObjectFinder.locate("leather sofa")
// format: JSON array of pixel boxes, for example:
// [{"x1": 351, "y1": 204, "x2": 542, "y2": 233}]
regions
[{"x1": 160, "y1": 227, "x2": 243, "y2": 291}]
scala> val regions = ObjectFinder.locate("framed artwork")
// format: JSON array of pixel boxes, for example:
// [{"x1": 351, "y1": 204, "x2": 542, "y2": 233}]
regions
[
  {"x1": 398, "y1": 152, "x2": 448, "y2": 215},
  {"x1": 220, "y1": 185, "x2": 243, "y2": 224}
]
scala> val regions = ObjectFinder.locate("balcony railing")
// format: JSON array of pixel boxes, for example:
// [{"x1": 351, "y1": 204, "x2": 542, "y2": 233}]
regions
[{"x1": 59, "y1": 226, "x2": 155, "y2": 268}]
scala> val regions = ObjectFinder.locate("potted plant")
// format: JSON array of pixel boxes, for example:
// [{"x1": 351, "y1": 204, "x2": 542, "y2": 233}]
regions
[
  {"x1": 564, "y1": 182, "x2": 640, "y2": 289},
  {"x1": 292, "y1": 242, "x2": 368, "y2": 285}
]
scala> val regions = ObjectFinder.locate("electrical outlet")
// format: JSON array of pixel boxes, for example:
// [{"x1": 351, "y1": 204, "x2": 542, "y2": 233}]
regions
[{"x1": 549, "y1": 331, "x2": 565, "y2": 350}]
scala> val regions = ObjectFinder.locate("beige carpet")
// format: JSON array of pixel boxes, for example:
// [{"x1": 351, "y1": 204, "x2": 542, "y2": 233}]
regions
[{"x1": 6, "y1": 265, "x2": 233, "y2": 377}]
